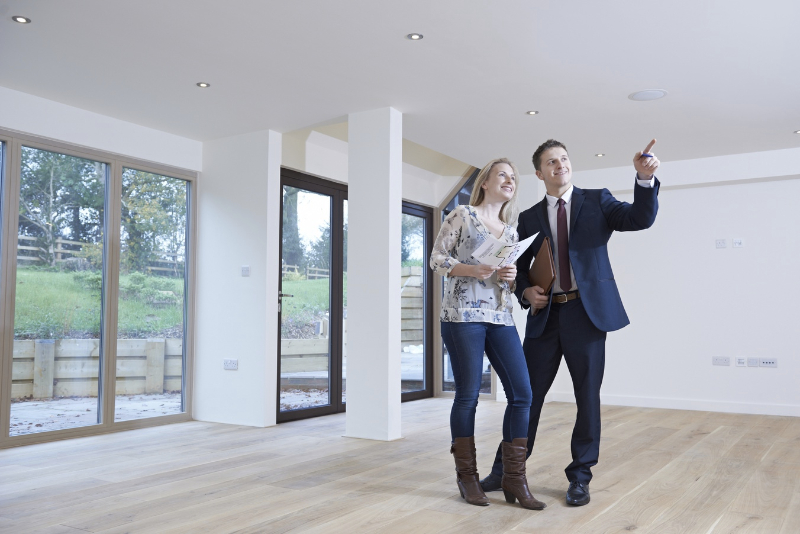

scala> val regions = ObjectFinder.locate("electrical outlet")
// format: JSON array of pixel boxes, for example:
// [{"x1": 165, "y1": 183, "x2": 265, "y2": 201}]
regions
[
  {"x1": 223, "y1": 358, "x2": 238, "y2": 370},
  {"x1": 241, "y1": 265, "x2": 250, "y2": 277},
  {"x1": 747, "y1": 357, "x2": 759, "y2": 367},
  {"x1": 735, "y1": 357, "x2": 746, "y2": 367},
  {"x1": 715, "y1": 239, "x2": 727, "y2": 249},
  {"x1": 712, "y1": 356, "x2": 730, "y2": 366},
  {"x1": 732, "y1": 238, "x2": 744, "y2": 248},
  {"x1": 759, "y1": 358, "x2": 777, "y2": 368}
]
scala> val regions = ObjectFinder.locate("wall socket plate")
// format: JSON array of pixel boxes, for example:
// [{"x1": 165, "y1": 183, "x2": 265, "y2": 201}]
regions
[
  {"x1": 223, "y1": 358, "x2": 238, "y2": 370},
  {"x1": 712, "y1": 356, "x2": 730, "y2": 366},
  {"x1": 732, "y1": 238, "x2": 744, "y2": 248},
  {"x1": 759, "y1": 358, "x2": 777, "y2": 368},
  {"x1": 715, "y1": 239, "x2": 727, "y2": 249},
  {"x1": 747, "y1": 357, "x2": 759, "y2": 367},
  {"x1": 735, "y1": 357, "x2": 746, "y2": 367}
]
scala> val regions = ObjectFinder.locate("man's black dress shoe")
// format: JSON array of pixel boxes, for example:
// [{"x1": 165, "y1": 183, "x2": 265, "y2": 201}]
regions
[
  {"x1": 479, "y1": 472, "x2": 502, "y2": 492},
  {"x1": 566, "y1": 481, "x2": 590, "y2": 506}
]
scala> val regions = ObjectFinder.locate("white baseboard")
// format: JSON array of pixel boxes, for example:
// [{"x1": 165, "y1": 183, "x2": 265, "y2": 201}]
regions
[{"x1": 544, "y1": 391, "x2": 800, "y2": 417}]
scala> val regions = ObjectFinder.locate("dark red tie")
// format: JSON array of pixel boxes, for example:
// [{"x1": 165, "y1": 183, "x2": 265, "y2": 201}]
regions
[{"x1": 557, "y1": 198, "x2": 571, "y2": 292}]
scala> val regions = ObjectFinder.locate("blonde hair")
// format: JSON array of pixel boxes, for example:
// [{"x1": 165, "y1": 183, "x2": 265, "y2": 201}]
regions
[{"x1": 468, "y1": 157, "x2": 520, "y2": 225}]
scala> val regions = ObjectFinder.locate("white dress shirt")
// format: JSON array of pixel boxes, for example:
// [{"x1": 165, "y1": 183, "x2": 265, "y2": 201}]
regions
[{"x1": 544, "y1": 176, "x2": 655, "y2": 294}]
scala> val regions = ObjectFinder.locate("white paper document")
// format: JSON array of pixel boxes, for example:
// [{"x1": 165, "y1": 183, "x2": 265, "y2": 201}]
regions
[{"x1": 471, "y1": 232, "x2": 538, "y2": 268}]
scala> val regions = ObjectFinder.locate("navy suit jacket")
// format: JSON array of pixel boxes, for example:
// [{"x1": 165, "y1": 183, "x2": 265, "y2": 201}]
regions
[{"x1": 514, "y1": 180, "x2": 660, "y2": 338}]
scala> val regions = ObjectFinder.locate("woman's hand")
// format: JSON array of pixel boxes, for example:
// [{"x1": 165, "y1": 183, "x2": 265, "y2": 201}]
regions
[
  {"x1": 496, "y1": 264, "x2": 517, "y2": 282},
  {"x1": 470, "y1": 264, "x2": 496, "y2": 280}
]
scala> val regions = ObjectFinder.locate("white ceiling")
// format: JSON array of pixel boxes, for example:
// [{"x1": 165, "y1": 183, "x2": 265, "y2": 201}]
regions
[{"x1": 1, "y1": 0, "x2": 799, "y2": 174}]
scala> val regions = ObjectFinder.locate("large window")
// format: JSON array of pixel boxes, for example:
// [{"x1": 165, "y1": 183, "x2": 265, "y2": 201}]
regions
[
  {"x1": 10, "y1": 147, "x2": 107, "y2": 436},
  {"x1": 0, "y1": 131, "x2": 196, "y2": 448},
  {"x1": 115, "y1": 168, "x2": 189, "y2": 422}
]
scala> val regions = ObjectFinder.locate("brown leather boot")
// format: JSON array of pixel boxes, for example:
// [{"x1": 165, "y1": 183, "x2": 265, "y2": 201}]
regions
[
  {"x1": 501, "y1": 438, "x2": 546, "y2": 510},
  {"x1": 450, "y1": 437, "x2": 490, "y2": 506}
]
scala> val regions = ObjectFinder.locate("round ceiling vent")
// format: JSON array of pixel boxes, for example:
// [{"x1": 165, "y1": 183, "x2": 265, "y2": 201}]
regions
[{"x1": 628, "y1": 89, "x2": 668, "y2": 101}]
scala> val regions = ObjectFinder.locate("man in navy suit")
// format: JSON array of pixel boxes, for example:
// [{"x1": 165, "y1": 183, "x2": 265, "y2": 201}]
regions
[{"x1": 481, "y1": 139, "x2": 660, "y2": 506}]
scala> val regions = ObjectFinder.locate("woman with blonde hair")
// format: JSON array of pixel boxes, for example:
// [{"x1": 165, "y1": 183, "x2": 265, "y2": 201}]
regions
[{"x1": 430, "y1": 158, "x2": 545, "y2": 510}]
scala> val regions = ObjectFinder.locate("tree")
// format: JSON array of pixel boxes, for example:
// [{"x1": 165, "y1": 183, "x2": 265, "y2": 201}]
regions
[
  {"x1": 281, "y1": 187, "x2": 304, "y2": 272},
  {"x1": 120, "y1": 169, "x2": 187, "y2": 275},
  {"x1": 401, "y1": 214, "x2": 424, "y2": 263},
  {"x1": 18, "y1": 147, "x2": 104, "y2": 267},
  {"x1": 307, "y1": 223, "x2": 331, "y2": 270}
]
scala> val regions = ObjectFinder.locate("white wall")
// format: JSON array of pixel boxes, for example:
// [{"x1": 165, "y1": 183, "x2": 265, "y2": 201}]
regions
[
  {"x1": 0, "y1": 86, "x2": 202, "y2": 171},
  {"x1": 194, "y1": 129, "x2": 281, "y2": 426},
  {"x1": 543, "y1": 152, "x2": 800, "y2": 416}
]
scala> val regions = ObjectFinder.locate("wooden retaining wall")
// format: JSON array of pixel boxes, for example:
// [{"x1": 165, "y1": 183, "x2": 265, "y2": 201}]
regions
[
  {"x1": 400, "y1": 266, "x2": 423, "y2": 349},
  {"x1": 11, "y1": 338, "x2": 183, "y2": 400}
]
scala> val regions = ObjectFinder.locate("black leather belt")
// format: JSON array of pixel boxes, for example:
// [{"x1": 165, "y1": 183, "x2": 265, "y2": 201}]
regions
[{"x1": 552, "y1": 290, "x2": 580, "y2": 304}]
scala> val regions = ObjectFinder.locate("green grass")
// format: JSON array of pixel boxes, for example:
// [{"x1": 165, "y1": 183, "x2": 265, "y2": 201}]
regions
[
  {"x1": 13, "y1": 268, "x2": 342, "y2": 340},
  {"x1": 13, "y1": 268, "x2": 184, "y2": 339},
  {"x1": 280, "y1": 274, "x2": 347, "y2": 320}
]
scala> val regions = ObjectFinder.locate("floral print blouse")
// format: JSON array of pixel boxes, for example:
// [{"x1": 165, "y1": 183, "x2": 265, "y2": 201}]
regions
[{"x1": 430, "y1": 205, "x2": 518, "y2": 325}]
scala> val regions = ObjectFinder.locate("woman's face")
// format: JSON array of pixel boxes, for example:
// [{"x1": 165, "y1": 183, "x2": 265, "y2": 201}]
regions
[{"x1": 481, "y1": 163, "x2": 515, "y2": 203}]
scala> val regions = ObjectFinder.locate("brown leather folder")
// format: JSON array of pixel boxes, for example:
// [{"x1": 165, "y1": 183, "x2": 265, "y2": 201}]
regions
[{"x1": 527, "y1": 237, "x2": 556, "y2": 315}]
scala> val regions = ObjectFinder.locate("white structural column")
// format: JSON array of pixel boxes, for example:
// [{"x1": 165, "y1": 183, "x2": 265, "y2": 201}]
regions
[
  {"x1": 345, "y1": 107, "x2": 403, "y2": 441},
  {"x1": 195, "y1": 129, "x2": 281, "y2": 427},
  {"x1": 264, "y1": 130, "x2": 282, "y2": 425}
]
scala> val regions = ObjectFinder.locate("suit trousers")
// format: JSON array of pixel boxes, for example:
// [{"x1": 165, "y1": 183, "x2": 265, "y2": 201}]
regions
[{"x1": 489, "y1": 298, "x2": 606, "y2": 484}]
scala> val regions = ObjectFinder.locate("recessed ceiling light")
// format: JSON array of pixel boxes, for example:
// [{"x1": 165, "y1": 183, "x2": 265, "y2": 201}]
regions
[
  {"x1": 526, "y1": 111, "x2": 539, "y2": 115},
  {"x1": 12, "y1": 16, "x2": 31, "y2": 23},
  {"x1": 196, "y1": 82, "x2": 210, "y2": 88},
  {"x1": 794, "y1": 130, "x2": 800, "y2": 134},
  {"x1": 406, "y1": 33, "x2": 423, "y2": 40},
  {"x1": 595, "y1": 153, "x2": 605, "y2": 157},
  {"x1": 628, "y1": 89, "x2": 668, "y2": 101}
]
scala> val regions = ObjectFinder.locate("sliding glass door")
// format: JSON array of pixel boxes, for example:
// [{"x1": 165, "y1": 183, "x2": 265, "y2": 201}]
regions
[{"x1": 0, "y1": 131, "x2": 196, "y2": 447}]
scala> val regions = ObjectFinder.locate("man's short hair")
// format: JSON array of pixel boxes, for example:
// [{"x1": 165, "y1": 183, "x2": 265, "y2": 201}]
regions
[{"x1": 532, "y1": 139, "x2": 568, "y2": 171}]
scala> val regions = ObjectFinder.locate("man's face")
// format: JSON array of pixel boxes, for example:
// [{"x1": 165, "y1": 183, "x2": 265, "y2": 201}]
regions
[{"x1": 535, "y1": 147, "x2": 572, "y2": 194}]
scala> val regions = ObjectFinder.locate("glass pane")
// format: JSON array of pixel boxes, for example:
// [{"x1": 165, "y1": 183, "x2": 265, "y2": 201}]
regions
[
  {"x1": 342, "y1": 199, "x2": 348, "y2": 404},
  {"x1": 401, "y1": 213, "x2": 425, "y2": 393},
  {"x1": 280, "y1": 186, "x2": 332, "y2": 412},
  {"x1": 10, "y1": 146, "x2": 106, "y2": 436},
  {"x1": 115, "y1": 168, "x2": 188, "y2": 422}
]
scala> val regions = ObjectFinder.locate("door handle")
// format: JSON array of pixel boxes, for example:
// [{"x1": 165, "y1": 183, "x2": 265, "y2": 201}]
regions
[{"x1": 278, "y1": 293, "x2": 293, "y2": 313}]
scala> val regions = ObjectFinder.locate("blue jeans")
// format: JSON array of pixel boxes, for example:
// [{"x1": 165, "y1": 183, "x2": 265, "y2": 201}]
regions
[{"x1": 441, "y1": 321, "x2": 532, "y2": 442}]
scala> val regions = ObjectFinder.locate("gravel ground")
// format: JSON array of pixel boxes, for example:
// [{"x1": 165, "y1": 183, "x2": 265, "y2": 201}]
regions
[
  {"x1": 280, "y1": 388, "x2": 340, "y2": 411},
  {"x1": 10, "y1": 393, "x2": 182, "y2": 436}
]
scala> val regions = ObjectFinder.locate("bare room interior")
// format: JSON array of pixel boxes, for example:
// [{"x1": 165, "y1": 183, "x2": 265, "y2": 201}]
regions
[{"x1": 0, "y1": 1, "x2": 798, "y2": 532}]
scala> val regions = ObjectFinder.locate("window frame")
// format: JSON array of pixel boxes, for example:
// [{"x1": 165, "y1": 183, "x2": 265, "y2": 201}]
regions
[
  {"x1": 400, "y1": 201, "x2": 434, "y2": 402},
  {"x1": 0, "y1": 128, "x2": 198, "y2": 449}
]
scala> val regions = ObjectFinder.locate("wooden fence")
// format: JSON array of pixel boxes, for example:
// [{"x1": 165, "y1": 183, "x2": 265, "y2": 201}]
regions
[
  {"x1": 11, "y1": 338, "x2": 183, "y2": 400},
  {"x1": 280, "y1": 266, "x2": 424, "y2": 379},
  {"x1": 16, "y1": 235, "x2": 183, "y2": 274},
  {"x1": 282, "y1": 263, "x2": 330, "y2": 280}
]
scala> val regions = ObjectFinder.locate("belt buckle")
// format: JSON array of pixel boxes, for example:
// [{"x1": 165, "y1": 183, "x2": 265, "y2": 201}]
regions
[{"x1": 554, "y1": 293, "x2": 566, "y2": 304}]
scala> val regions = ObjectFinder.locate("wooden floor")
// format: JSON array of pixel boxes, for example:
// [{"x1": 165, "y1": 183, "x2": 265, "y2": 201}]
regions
[{"x1": 1, "y1": 398, "x2": 799, "y2": 534}]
